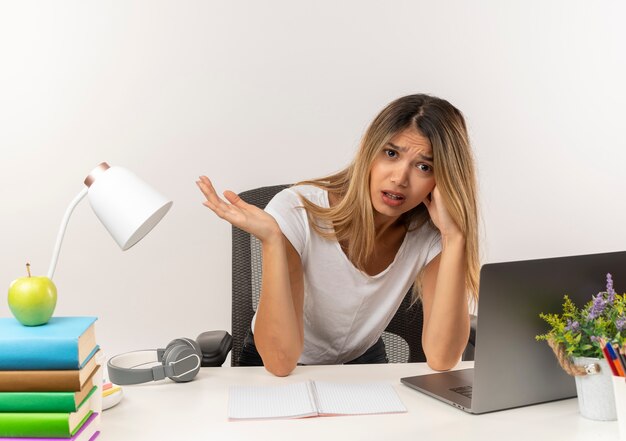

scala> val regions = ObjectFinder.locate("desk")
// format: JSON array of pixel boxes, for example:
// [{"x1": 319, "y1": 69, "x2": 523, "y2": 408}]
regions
[{"x1": 101, "y1": 362, "x2": 617, "y2": 440}]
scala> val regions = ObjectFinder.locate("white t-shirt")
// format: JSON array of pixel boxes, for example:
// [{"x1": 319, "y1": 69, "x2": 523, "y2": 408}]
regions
[{"x1": 254, "y1": 185, "x2": 442, "y2": 365}]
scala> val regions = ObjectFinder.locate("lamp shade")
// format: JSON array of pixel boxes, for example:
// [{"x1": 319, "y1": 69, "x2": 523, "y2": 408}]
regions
[{"x1": 85, "y1": 163, "x2": 173, "y2": 250}]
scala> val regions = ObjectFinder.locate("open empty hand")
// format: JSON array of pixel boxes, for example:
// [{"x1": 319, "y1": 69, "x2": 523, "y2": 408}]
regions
[{"x1": 196, "y1": 176, "x2": 281, "y2": 242}]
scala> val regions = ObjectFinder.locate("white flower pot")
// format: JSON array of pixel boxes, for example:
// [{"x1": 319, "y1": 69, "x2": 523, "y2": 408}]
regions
[{"x1": 573, "y1": 357, "x2": 616, "y2": 420}]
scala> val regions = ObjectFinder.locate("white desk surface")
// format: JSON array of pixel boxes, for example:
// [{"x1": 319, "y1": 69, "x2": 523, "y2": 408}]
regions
[{"x1": 101, "y1": 361, "x2": 618, "y2": 441}]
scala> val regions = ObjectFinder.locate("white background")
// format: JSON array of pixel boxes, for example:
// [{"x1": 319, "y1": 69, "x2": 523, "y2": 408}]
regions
[{"x1": 1, "y1": 1, "x2": 625, "y2": 360}]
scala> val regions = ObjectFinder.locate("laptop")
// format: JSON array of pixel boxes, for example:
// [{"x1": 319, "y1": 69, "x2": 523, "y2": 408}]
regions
[{"x1": 401, "y1": 250, "x2": 626, "y2": 414}]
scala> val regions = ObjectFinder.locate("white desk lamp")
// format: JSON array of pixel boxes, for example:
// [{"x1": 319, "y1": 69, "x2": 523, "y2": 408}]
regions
[{"x1": 47, "y1": 162, "x2": 173, "y2": 279}]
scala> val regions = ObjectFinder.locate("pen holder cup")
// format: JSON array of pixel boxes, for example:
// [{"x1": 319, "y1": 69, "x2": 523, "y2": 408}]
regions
[
  {"x1": 612, "y1": 376, "x2": 626, "y2": 437},
  {"x1": 572, "y1": 357, "x2": 616, "y2": 421}
]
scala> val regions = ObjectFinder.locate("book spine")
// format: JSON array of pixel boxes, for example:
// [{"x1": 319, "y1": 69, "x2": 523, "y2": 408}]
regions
[
  {"x1": 0, "y1": 412, "x2": 72, "y2": 438},
  {"x1": 0, "y1": 371, "x2": 82, "y2": 392},
  {"x1": 0, "y1": 412, "x2": 99, "y2": 441},
  {"x1": 0, "y1": 391, "x2": 77, "y2": 412},
  {"x1": 0, "y1": 338, "x2": 79, "y2": 370}
]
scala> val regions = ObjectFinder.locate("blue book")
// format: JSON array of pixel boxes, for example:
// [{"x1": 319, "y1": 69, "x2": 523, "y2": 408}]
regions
[{"x1": 0, "y1": 317, "x2": 98, "y2": 370}]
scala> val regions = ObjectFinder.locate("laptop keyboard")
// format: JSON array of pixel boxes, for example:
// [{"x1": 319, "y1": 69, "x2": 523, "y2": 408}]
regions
[{"x1": 450, "y1": 385, "x2": 473, "y2": 399}]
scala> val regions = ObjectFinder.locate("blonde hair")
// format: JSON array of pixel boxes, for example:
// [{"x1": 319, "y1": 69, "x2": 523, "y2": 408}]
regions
[{"x1": 297, "y1": 94, "x2": 480, "y2": 303}]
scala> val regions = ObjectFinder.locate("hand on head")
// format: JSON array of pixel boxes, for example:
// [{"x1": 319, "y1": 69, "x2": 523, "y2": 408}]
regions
[
  {"x1": 196, "y1": 176, "x2": 281, "y2": 242},
  {"x1": 422, "y1": 186, "x2": 463, "y2": 240}
]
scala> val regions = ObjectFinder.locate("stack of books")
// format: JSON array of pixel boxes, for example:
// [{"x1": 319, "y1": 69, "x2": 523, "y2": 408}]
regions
[{"x1": 0, "y1": 317, "x2": 102, "y2": 440}]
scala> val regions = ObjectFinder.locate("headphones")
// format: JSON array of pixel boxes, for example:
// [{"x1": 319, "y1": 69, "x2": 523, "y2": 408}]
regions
[{"x1": 107, "y1": 338, "x2": 202, "y2": 385}]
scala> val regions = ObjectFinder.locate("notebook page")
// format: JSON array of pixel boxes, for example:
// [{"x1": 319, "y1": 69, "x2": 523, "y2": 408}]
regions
[
  {"x1": 228, "y1": 382, "x2": 317, "y2": 420},
  {"x1": 313, "y1": 381, "x2": 407, "y2": 415}
]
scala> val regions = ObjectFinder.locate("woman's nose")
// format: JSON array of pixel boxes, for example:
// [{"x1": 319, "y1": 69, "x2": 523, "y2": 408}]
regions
[{"x1": 390, "y1": 165, "x2": 409, "y2": 187}]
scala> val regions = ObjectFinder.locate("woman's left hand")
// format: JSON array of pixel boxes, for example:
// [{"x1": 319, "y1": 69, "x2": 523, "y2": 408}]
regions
[{"x1": 423, "y1": 186, "x2": 463, "y2": 240}]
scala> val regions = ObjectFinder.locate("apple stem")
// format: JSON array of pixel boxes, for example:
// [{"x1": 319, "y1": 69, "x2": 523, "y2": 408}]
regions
[{"x1": 26, "y1": 262, "x2": 31, "y2": 277}]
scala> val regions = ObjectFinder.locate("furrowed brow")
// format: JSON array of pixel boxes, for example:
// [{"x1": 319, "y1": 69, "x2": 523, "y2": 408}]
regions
[{"x1": 387, "y1": 142, "x2": 433, "y2": 162}]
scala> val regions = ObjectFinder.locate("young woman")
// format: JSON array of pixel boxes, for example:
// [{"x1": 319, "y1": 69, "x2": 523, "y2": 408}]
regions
[{"x1": 197, "y1": 94, "x2": 479, "y2": 376}]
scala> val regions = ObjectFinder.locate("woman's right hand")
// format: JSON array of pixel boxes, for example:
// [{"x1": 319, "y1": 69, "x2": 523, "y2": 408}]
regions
[{"x1": 196, "y1": 176, "x2": 282, "y2": 242}]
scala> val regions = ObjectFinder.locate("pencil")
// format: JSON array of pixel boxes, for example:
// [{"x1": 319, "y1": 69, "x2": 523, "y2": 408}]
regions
[
  {"x1": 602, "y1": 344, "x2": 619, "y2": 376},
  {"x1": 609, "y1": 343, "x2": 626, "y2": 377},
  {"x1": 619, "y1": 347, "x2": 626, "y2": 377}
]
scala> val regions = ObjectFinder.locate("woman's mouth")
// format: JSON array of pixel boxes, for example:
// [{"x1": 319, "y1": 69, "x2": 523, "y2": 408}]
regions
[{"x1": 381, "y1": 191, "x2": 405, "y2": 207}]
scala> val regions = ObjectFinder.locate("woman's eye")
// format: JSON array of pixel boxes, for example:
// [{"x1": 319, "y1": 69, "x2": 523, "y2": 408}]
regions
[
  {"x1": 384, "y1": 149, "x2": 397, "y2": 158},
  {"x1": 416, "y1": 163, "x2": 432, "y2": 173}
]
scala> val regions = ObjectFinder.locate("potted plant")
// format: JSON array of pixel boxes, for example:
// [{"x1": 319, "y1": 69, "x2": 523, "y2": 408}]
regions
[{"x1": 536, "y1": 273, "x2": 625, "y2": 420}]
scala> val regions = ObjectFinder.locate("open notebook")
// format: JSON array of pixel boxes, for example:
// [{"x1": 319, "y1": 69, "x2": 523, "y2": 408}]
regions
[{"x1": 228, "y1": 380, "x2": 406, "y2": 420}]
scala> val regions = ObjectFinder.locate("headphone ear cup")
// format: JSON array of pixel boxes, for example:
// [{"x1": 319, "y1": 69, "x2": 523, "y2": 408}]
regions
[
  {"x1": 162, "y1": 339, "x2": 187, "y2": 365},
  {"x1": 179, "y1": 337, "x2": 202, "y2": 358},
  {"x1": 162, "y1": 338, "x2": 201, "y2": 383}
]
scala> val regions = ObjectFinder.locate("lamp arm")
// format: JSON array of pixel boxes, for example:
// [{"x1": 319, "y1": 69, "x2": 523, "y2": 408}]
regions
[{"x1": 47, "y1": 187, "x2": 88, "y2": 280}]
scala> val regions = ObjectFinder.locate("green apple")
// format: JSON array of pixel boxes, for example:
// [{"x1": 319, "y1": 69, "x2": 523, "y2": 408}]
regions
[{"x1": 8, "y1": 263, "x2": 57, "y2": 326}]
